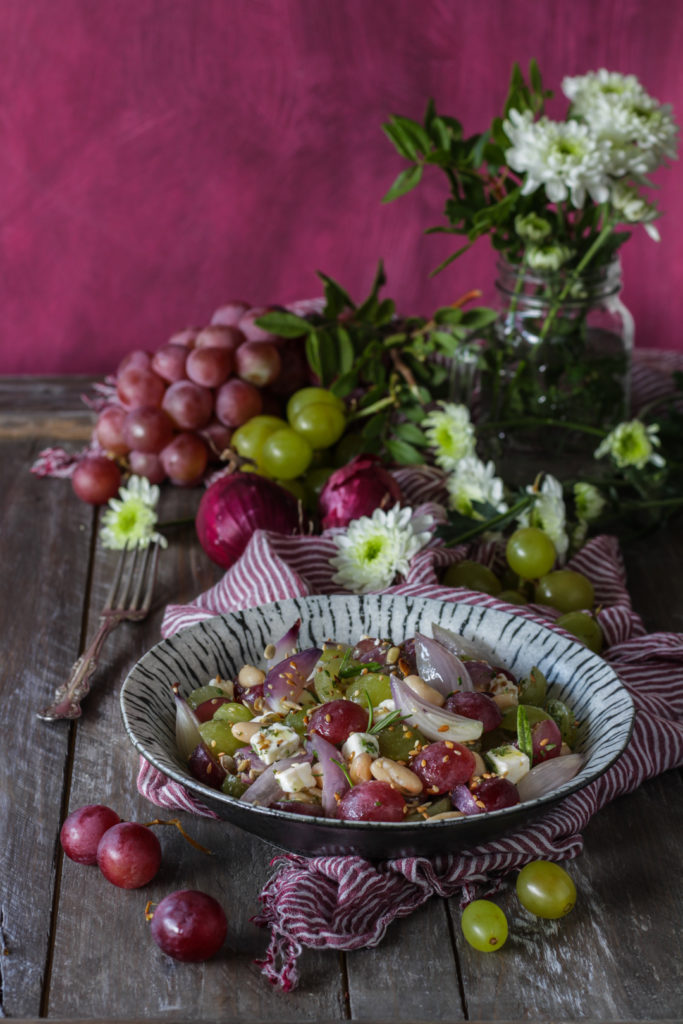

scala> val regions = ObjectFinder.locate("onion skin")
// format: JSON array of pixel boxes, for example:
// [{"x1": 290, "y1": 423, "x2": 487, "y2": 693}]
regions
[
  {"x1": 318, "y1": 455, "x2": 404, "y2": 530},
  {"x1": 195, "y1": 471, "x2": 301, "y2": 570},
  {"x1": 516, "y1": 753, "x2": 583, "y2": 803}
]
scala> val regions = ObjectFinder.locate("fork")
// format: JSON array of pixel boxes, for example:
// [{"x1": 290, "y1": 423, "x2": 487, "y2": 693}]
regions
[{"x1": 38, "y1": 542, "x2": 161, "y2": 721}]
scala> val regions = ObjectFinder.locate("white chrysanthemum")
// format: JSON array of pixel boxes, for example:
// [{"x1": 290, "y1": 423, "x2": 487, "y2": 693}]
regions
[
  {"x1": 584, "y1": 94, "x2": 678, "y2": 176},
  {"x1": 504, "y1": 109, "x2": 612, "y2": 208},
  {"x1": 330, "y1": 505, "x2": 433, "y2": 594},
  {"x1": 100, "y1": 475, "x2": 168, "y2": 550},
  {"x1": 526, "y1": 242, "x2": 573, "y2": 272},
  {"x1": 423, "y1": 402, "x2": 476, "y2": 471},
  {"x1": 518, "y1": 474, "x2": 569, "y2": 560},
  {"x1": 574, "y1": 482, "x2": 607, "y2": 523},
  {"x1": 446, "y1": 456, "x2": 507, "y2": 519},
  {"x1": 562, "y1": 70, "x2": 648, "y2": 110},
  {"x1": 611, "y1": 182, "x2": 661, "y2": 240},
  {"x1": 514, "y1": 212, "x2": 552, "y2": 243},
  {"x1": 594, "y1": 420, "x2": 665, "y2": 470}
]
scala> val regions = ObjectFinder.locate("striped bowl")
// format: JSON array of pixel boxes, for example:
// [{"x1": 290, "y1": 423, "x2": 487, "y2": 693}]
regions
[{"x1": 120, "y1": 594, "x2": 634, "y2": 858}]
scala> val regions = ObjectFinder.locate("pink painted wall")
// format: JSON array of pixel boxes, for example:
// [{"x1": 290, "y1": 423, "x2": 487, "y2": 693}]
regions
[{"x1": 2, "y1": 0, "x2": 681, "y2": 375}]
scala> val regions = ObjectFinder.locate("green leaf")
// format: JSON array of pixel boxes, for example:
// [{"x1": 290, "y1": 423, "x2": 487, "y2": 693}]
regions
[
  {"x1": 305, "y1": 331, "x2": 322, "y2": 382},
  {"x1": 381, "y1": 119, "x2": 418, "y2": 161},
  {"x1": 393, "y1": 422, "x2": 427, "y2": 446},
  {"x1": 517, "y1": 704, "x2": 533, "y2": 763},
  {"x1": 356, "y1": 261, "x2": 388, "y2": 320},
  {"x1": 429, "y1": 241, "x2": 474, "y2": 277},
  {"x1": 255, "y1": 310, "x2": 313, "y2": 338},
  {"x1": 389, "y1": 114, "x2": 432, "y2": 154},
  {"x1": 470, "y1": 130, "x2": 491, "y2": 168},
  {"x1": 316, "y1": 328, "x2": 339, "y2": 387},
  {"x1": 361, "y1": 413, "x2": 388, "y2": 440},
  {"x1": 381, "y1": 164, "x2": 423, "y2": 203},
  {"x1": 460, "y1": 307, "x2": 498, "y2": 330},
  {"x1": 384, "y1": 438, "x2": 424, "y2": 465},
  {"x1": 317, "y1": 272, "x2": 355, "y2": 317},
  {"x1": 335, "y1": 325, "x2": 355, "y2": 375}
]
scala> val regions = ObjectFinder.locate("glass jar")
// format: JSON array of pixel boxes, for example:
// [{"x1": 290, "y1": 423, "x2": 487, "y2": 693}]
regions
[{"x1": 476, "y1": 257, "x2": 634, "y2": 452}]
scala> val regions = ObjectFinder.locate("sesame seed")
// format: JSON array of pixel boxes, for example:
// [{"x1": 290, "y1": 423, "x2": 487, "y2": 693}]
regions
[{"x1": 437, "y1": 724, "x2": 449, "y2": 733}]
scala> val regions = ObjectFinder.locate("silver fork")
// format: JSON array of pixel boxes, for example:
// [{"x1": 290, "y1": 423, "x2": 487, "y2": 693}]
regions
[{"x1": 38, "y1": 542, "x2": 161, "y2": 721}]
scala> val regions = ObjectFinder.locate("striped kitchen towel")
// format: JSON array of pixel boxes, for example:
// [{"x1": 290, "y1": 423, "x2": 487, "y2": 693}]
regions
[{"x1": 138, "y1": 524, "x2": 683, "y2": 991}]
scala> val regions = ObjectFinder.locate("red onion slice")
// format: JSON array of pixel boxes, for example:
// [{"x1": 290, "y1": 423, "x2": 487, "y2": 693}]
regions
[
  {"x1": 307, "y1": 733, "x2": 350, "y2": 817},
  {"x1": 516, "y1": 753, "x2": 584, "y2": 803},
  {"x1": 414, "y1": 632, "x2": 473, "y2": 695},
  {"x1": 270, "y1": 617, "x2": 302, "y2": 663},
  {"x1": 451, "y1": 784, "x2": 484, "y2": 816},
  {"x1": 174, "y1": 692, "x2": 204, "y2": 761},
  {"x1": 390, "y1": 675, "x2": 483, "y2": 743},
  {"x1": 263, "y1": 646, "x2": 322, "y2": 711},
  {"x1": 241, "y1": 753, "x2": 312, "y2": 807},
  {"x1": 432, "y1": 622, "x2": 498, "y2": 665},
  {"x1": 352, "y1": 637, "x2": 392, "y2": 665}
]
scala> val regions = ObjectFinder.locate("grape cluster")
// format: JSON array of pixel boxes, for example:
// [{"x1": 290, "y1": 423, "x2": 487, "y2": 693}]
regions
[
  {"x1": 75, "y1": 300, "x2": 314, "y2": 504},
  {"x1": 60, "y1": 803, "x2": 227, "y2": 961}
]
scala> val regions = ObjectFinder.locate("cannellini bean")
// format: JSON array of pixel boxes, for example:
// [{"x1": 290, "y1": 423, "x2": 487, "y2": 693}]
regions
[
  {"x1": 349, "y1": 752, "x2": 373, "y2": 784},
  {"x1": 428, "y1": 810, "x2": 464, "y2": 821},
  {"x1": 231, "y1": 720, "x2": 260, "y2": 743},
  {"x1": 403, "y1": 674, "x2": 446, "y2": 707},
  {"x1": 472, "y1": 751, "x2": 486, "y2": 777},
  {"x1": 370, "y1": 756, "x2": 423, "y2": 795},
  {"x1": 492, "y1": 691, "x2": 518, "y2": 710},
  {"x1": 238, "y1": 664, "x2": 266, "y2": 688}
]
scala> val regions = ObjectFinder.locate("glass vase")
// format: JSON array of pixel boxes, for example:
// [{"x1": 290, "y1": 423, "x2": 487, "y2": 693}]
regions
[{"x1": 476, "y1": 256, "x2": 634, "y2": 453}]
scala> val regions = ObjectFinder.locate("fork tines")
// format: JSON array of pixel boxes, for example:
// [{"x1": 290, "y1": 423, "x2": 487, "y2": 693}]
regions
[{"x1": 104, "y1": 542, "x2": 160, "y2": 615}]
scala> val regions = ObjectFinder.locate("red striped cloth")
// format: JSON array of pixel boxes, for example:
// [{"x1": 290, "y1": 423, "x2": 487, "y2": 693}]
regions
[{"x1": 138, "y1": 514, "x2": 683, "y2": 991}]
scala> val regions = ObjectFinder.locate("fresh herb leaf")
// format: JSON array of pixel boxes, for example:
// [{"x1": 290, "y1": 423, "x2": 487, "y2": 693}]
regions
[{"x1": 517, "y1": 705, "x2": 533, "y2": 763}]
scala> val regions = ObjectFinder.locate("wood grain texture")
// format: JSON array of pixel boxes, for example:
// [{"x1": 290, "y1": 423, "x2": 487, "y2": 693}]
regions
[{"x1": 1, "y1": 0, "x2": 682, "y2": 375}]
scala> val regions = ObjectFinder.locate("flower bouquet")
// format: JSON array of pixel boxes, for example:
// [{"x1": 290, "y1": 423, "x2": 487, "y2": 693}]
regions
[{"x1": 382, "y1": 62, "x2": 679, "y2": 446}]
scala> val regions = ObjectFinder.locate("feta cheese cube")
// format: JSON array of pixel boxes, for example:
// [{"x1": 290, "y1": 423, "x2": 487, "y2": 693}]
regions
[
  {"x1": 374, "y1": 699, "x2": 396, "y2": 719},
  {"x1": 341, "y1": 731, "x2": 380, "y2": 761},
  {"x1": 273, "y1": 761, "x2": 317, "y2": 793},
  {"x1": 250, "y1": 724, "x2": 301, "y2": 765},
  {"x1": 484, "y1": 744, "x2": 530, "y2": 784}
]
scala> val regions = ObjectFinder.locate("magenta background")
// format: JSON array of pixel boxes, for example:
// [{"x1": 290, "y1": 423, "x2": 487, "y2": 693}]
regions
[{"x1": 2, "y1": 0, "x2": 682, "y2": 374}]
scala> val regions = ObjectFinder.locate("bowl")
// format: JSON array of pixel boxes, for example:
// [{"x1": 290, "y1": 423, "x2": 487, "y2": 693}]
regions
[{"x1": 120, "y1": 594, "x2": 634, "y2": 859}]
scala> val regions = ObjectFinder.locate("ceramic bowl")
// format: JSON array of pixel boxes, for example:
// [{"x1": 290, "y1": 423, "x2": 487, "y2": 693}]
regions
[{"x1": 120, "y1": 594, "x2": 634, "y2": 859}]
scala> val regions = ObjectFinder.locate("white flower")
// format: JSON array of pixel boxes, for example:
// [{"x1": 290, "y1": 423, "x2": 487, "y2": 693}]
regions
[
  {"x1": 526, "y1": 242, "x2": 572, "y2": 272},
  {"x1": 562, "y1": 70, "x2": 648, "y2": 110},
  {"x1": 446, "y1": 456, "x2": 507, "y2": 519},
  {"x1": 611, "y1": 182, "x2": 661, "y2": 241},
  {"x1": 574, "y1": 482, "x2": 607, "y2": 523},
  {"x1": 594, "y1": 420, "x2": 665, "y2": 470},
  {"x1": 330, "y1": 505, "x2": 433, "y2": 594},
  {"x1": 100, "y1": 475, "x2": 168, "y2": 550},
  {"x1": 518, "y1": 474, "x2": 569, "y2": 560},
  {"x1": 503, "y1": 109, "x2": 612, "y2": 208},
  {"x1": 423, "y1": 402, "x2": 476, "y2": 471},
  {"x1": 514, "y1": 212, "x2": 552, "y2": 243}
]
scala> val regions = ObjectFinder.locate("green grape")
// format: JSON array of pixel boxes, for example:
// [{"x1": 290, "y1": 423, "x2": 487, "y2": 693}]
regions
[
  {"x1": 379, "y1": 720, "x2": 427, "y2": 761},
  {"x1": 535, "y1": 570, "x2": 595, "y2": 613},
  {"x1": 346, "y1": 672, "x2": 393, "y2": 708},
  {"x1": 291, "y1": 403, "x2": 346, "y2": 449},
  {"x1": 516, "y1": 860, "x2": 577, "y2": 919},
  {"x1": 261, "y1": 427, "x2": 313, "y2": 480},
  {"x1": 232, "y1": 415, "x2": 287, "y2": 467},
  {"x1": 313, "y1": 667, "x2": 345, "y2": 703},
  {"x1": 442, "y1": 560, "x2": 502, "y2": 596},
  {"x1": 221, "y1": 773, "x2": 248, "y2": 798},
  {"x1": 461, "y1": 900, "x2": 508, "y2": 952},
  {"x1": 545, "y1": 698, "x2": 578, "y2": 746},
  {"x1": 306, "y1": 465, "x2": 336, "y2": 496},
  {"x1": 286, "y1": 386, "x2": 344, "y2": 424},
  {"x1": 213, "y1": 702, "x2": 254, "y2": 725},
  {"x1": 187, "y1": 685, "x2": 227, "y2": 709},
  {"x1": 198, "y1": 720, "x2": 244, "y2": 758},
  {"x1": 518, "y1": 665, "x2": 548, "y2": 706},
  {"x1": 404, "y1": 796, "x2": 452, "y2": 821},
  {"x1": 555, "y1": 611, "x2": 604, "y2": 653},
  {"x1": 497, "y1": 589, "x2": 527, "y2": 605},
  {"x1": 506, "y1": 527, "x2": 556, "y2": 580}
]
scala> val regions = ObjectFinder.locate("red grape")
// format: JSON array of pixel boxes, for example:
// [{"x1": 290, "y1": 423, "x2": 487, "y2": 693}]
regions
[
  {"x1": 161, "y1": 380, "x2": 213, "y2": 430},
  {"x1": 269, "y1": 340, "x2": 310, "y2": 395},
  {"x1": 200, "y1": 420, "x2": 234, "y2": 460},
  {"x1": 411, "y1": 741, "x2": 476, "y2": 794},
  {"x1": 167, "y1": 328, "x2": 197, "y2": 348},
  {"x1": 235, "y1": 342, "x2": 281, "y2": 388},
  {"x1": 337, "y1": 780, "x2": 406, "y2": 822},
  {"x1": 469, "y1": 775, "x2": 519, "y2": 811},
  {"x1": 122, "y1": 406, "x2": 174, "y2": 453},
  {"x1": 238, "y1": 306, "x2": 279, "y2": 343},
  {"x1": 117, "y1": 366, "x2": 166, "y2": 409},
  {"x1": 117, "y1": 349, "x2": 151, "y2": 375},
  {"x1": 96, "y1": 822, "x2": 162, "y2": 889},
  {"x1": 194, "y1": 324, "x2": 244, "y2": 352},
  {"x1": 95, "y1": 406, "x2": 129, "y2": 456},
  {"x1": 443, "y1": 691, "x2": 502, "y2": 732},
  {"x1": 72, "y1": 456, "x2": 121, "y2": 505},
  {"x1": 214, "y1": 378, "x2": 263, "y2": 427},
  {"x1": 531, "y1": 719, "x2": 563, "y2": 765},
  {"x1": 186, "y1": 346, "x2": 234, "y2": 388},
  {"x1": 307, "y1": 699, "x2": 369, "y2": 745},
  {"x1": 60, "y1": 804, "x2": 121, "y2": 864},
  {"x1": 194, "y1": 697, "x2": 234, "y2": 723},
  {"x1": 128, "y1": 450, "x2": 166, "y2": 484},
  {"x1": 151, "y1": 343, "x2": 188, "y2": 383},
  {"x1": 160, "y1": 432, "x2": 209, "y2": 485},
  {"x1": 211, "y1": 300, "x2": 251, "y2": 326},
  {"x1": 150, "y1": 889, "x2": 227, "y2": 962}
]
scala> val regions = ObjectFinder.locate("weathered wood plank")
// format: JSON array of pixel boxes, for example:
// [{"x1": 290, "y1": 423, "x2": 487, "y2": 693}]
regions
[
  {"x1": 0, "y1": 434, "x2": 95, "y2": 1019},
  {"x1": 44, "y1": 485, "x2": 347, "y2": 1018}
]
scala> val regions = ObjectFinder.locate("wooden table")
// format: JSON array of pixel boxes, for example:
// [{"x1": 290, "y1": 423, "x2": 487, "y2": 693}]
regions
[{"x1": 1, "y1": 376, "x2": 682, "y2": 1022}]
